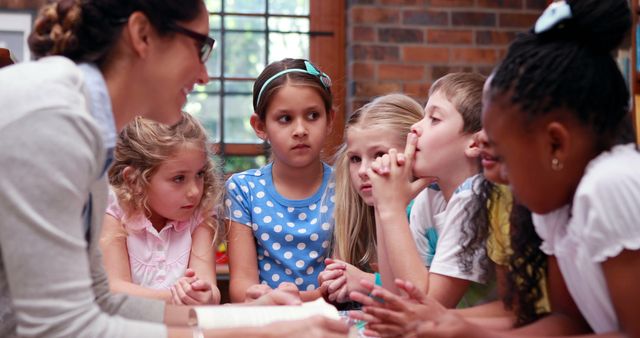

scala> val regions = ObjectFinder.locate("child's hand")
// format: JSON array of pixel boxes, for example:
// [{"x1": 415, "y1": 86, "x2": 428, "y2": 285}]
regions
[
  {"x1": 276, "y1": 281, "x2": 301, "y2": 299},
  {"x1": 170, "y1": 268, "x2": 215, "y2": 305},
  {"x1": 318, "y1": 258, "x2": 346, "y2": 299},
  {"x1": 349, "y1": 278, "x2": 446, "y2": 338},
  {"x1": 368, "y1": 133, "x2": 433, "y2": 211},
  {"x1": 248, "y1": 289, "x2": 303, "y2": 306},
  {"x1": 412, "y1": 311, "x2": 480, "y2": 338},
  {"x1": 245, "y1": 283, "x2": 274, "y2": 302},
  {"x1": 319, "y1": 258, "x2": 371, "y2": 303}
]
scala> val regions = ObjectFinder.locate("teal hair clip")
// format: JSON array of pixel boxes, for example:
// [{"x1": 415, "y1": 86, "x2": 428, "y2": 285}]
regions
[
  {"x1": 304, "y1": 60, "x2": 332, "y2": 89},
  {"x1": 256, "y1": 60, "x2": 331, "y2": 107},
  {"x1": 534, "y1": 0, "x2": 572, "y2": 34}
]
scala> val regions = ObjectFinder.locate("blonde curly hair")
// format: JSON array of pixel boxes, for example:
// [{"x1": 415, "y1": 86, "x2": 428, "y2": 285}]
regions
[{"x1": 108, "y1": 112, "x2": 223, "y2": 242}]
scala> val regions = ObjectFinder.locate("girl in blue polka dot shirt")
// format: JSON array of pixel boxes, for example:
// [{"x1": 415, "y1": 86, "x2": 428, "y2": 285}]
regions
[{"x1": 225, "y1": 58, "x2": 336, "y2": 302}]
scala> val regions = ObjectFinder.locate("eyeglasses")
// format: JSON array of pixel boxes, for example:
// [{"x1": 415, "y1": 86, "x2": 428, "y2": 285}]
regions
[{"x1": 167, "y1": 23, "x2": 216, "y2": 63}]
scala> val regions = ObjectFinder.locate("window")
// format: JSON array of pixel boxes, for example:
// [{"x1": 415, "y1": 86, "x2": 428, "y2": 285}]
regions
[{"x1": 185, "y1": 0, "x2": 345, "y2": 173}]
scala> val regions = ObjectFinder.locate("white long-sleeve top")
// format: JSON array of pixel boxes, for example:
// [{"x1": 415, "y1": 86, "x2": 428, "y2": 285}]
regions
[{"x1": 0, "y1": 56, "x2": 167, "y2": 337}]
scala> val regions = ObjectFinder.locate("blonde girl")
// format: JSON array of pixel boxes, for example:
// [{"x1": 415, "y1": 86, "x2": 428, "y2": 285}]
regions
[
  {"x1": 101, "y1": 112, "x2": 223, "y2": 305},
  {"x1": 318, "y1": 94, "x2": 424, "y2": 304}
]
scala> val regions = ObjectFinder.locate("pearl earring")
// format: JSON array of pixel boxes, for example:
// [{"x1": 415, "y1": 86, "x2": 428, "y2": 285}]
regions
[{"x1": 551, "y1": 158, "x2": 563, "y2": 171}]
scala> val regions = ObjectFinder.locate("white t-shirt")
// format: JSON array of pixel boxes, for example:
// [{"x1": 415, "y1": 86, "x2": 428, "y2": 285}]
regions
[
  {"x1": 409, "y1": 175, "x2": 485, "y2": 283},
  {"x1": 532, "y1": 144, "x2": 640, "y2": 333}
]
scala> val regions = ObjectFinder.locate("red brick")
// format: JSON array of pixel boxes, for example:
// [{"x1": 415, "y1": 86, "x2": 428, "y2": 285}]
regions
[
  {"x1": 476, "y1": 66, "x2": 496, "y2": 76},
  {"x1": 379, "y1": 28, "x2": 424, "y2": 43},
  {"x1": 477, "y1": 0, "x2": 523, "y2": 9},
  {"x1": 0, "y1": 0, "x2": 45, "y2": 8},
  {"x1": 499, "y1": 13, "x2": 539, "y2": 28},
  {"x1": 428, "y1": 0, "x2": 475, "y2": 6},
  {"x1": 403, "y1": 46, "x2": 450, "y2": 63},
  {"x1": 452, "y1": 11, "x2": 496, "y2": 27},
  {"x1": 526, "y1": 0, "x2": 548, "y2": 10},
  {"x1": 353, "y1": 82, "x2": 403, "y2": 97},
  {"x1": 428, "y1": 29, "x2": 473, "y2": 44},
  {"x1": 352, "y1": 26, "x2": 375, "y2": 42},
  {"x1": 451, "y1": 48, "x2": 499, "y2": 64},
  {"x1": 476, "y1": 30, "x2": 519, "y2": 45},
  {"x1": 352, "y1": 62, "x2": 375, "y2": 79},
  {"x1": 497, "y1": 48, "x2": 508, "y2": 59},
  {"x1": 353, "y1": 45, "x2": 400, "y2": 61},
  {"x1": 403, "y1": 10, "x2": 449, "y2": 26},
  {"x1": 402, "y1": 83, "x2": 431, "y2": 101},
  {"x1": 380, "y1": 0, "x2": 427, "y2": 5},
  {"x1": 431, "y1": 65, "x2": 474, "y2": 80},
  {"x1": 351, "y1": 100, "x2": 370, "y2": 113},
  {"x1": 379, "y1": 64, "x2": 426, "y2": 80},
  {"x1": 352, "y1": 7, "x2": 400, "y2": 24}
]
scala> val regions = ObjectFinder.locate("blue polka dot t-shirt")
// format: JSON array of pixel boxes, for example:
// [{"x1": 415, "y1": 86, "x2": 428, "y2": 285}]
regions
[{"x1": 225, "y1": 162, "x2": 335, "y2": 290}]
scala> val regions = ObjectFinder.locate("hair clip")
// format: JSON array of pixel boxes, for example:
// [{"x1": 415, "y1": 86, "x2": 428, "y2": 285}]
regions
[
  {"x1": 534, "y1": 0, "x2": 572, "y2": 34},
  {"x1": 303, "y1": 60, "x2": 332, "y2": 89}
]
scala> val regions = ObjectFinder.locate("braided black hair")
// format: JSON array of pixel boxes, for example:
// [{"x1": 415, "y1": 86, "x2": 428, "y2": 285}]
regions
[
  {"x1": 489, "y1": 0, "x2": 634, "y2": 148},
  {"x1": 504, "y1": 202, "x2": 548, "y2": 326}
]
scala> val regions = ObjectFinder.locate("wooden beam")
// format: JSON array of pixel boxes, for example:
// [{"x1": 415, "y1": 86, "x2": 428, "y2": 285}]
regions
[{"x1": 310, "y1": 0, "x2": 346, "y2": 163}]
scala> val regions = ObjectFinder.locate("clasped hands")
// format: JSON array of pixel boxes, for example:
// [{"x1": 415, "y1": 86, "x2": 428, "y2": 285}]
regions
[
  {"x1": 350, "y1": 280, "x2": 479, "y2": 338},
  {"x1": 367, "y1": 131, "x2": 434, "y2": 212}
]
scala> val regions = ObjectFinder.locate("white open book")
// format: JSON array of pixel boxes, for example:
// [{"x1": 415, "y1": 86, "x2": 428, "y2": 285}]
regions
[{"x1": 188, "y1": 298, "x2": 341, "y2": 329}]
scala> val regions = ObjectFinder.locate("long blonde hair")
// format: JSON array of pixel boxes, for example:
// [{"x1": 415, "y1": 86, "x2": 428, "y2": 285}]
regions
[
  {"x1": 108, "y1": 112, "x2": 223, "y2": 240},
  {"x1": 332, "y1": 93, "x2": 424, "y2": 270}
]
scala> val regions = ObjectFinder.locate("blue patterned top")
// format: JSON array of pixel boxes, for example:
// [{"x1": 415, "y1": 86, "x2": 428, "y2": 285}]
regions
[{"x1": 225, "y1": 162, "x2": 335, "y2": 290}]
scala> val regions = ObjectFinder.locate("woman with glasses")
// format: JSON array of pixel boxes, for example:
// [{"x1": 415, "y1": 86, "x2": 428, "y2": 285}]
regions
[{"x1": 0, "y1": 0, "x2": 348, "y2": 337}]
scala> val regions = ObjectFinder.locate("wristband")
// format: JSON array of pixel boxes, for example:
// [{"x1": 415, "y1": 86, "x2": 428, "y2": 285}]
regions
[
  {"x1": 374, "y1": 272, "x2": 382, "y2": 286},
  {"x1": 369, "y1": 273, "x2": 384, "y2": 303}
]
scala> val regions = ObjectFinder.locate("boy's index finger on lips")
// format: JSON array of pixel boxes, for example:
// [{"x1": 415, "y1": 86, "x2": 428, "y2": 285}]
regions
[{"x1": 404, "y1": 132, "x2": 418, "y2": 160}]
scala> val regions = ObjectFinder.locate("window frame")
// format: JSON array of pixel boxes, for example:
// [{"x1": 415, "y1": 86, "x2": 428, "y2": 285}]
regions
[{"x1": 202, "y1": 0, "x2": 346, "y2": 166}]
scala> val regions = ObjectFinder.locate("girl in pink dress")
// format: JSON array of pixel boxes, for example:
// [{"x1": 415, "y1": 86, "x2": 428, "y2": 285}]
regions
[{"x1": 101, "y1": 112, "x2": 223, "y2": 305}]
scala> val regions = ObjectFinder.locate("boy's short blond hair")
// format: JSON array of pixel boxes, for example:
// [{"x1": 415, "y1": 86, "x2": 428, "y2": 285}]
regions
[{"x1": 430, "y1": 72, "x2": 486, "y2": 134}]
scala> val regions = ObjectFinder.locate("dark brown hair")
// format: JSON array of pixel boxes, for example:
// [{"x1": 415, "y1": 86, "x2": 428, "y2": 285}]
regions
[
  {"x1": 28, "y1": 0, "x2": 205, "y2": 66},
  {"x1": 252, "y1": 58, "x2": 333, "y2": 121}
]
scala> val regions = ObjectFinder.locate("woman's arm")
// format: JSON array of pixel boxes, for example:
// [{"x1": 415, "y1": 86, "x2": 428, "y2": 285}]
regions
[
  {"x1": 0, "y1": 106, "x2": 165, "y2": 336},
  {"x1": 186, "y1": 223, "x2": 220, "y2": 304},
  {"x1": 227, "y1": 220, "x2": 261, "y2": 302},
  {"x1": 163, "y1": 293, "x2": 350, "y2": 338},
  {"x1": 166, "y1": 316, "x2": 349, "y2": 338},
  {"x1": 100, "y1": 214, "x2": 172, "y2": 301}
]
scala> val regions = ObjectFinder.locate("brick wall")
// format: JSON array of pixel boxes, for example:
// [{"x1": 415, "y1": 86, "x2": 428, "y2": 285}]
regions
[
  {"x1": 0, "y1": 0, "x2": 44, "y2": 9},
  {"x1": 347, "y1": 0, "x2": 548, "y2": 112}
]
